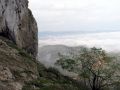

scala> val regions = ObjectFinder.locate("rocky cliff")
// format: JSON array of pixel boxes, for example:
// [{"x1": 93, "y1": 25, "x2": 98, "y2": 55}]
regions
[
  {"x1": 0, "y1": 0, "x2": 38, "y2": 57},
  {"x1": 0, "y1": 0, "x2": 81, "y2": 90}
]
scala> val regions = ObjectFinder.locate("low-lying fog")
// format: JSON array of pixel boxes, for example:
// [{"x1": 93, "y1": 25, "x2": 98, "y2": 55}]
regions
[
  {"x1": 39, "y1": 31, "x2": 120, "y2": 52},
  {"x1": 38, "y1": 31, "x2": 120, "y2": 76}
]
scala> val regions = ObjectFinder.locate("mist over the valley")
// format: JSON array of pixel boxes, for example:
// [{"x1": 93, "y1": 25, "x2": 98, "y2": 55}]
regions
[
  {"x1": 30, "y1": 0, "x2": 120, "y2": 89},
  {"x1": 39, "y1": 31, "x2": 120, "y2": 52},
  {"x1": 38, "y1": 44, "x2": 120, "y2": 77}
]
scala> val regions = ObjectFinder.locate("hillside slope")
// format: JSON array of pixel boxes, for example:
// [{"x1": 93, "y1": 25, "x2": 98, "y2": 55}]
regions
[
  {"x1": 0, "y1": 36, "x2": 82, "y2": 90},
  {"x1": 0, "y1": 36, "x2": 38, "y2": 90}
]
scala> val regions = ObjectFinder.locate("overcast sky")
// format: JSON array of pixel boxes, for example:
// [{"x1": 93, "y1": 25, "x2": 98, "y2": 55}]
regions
[
  {"x1": 29, "y1": 0, "x2": 120, "y2": 33},
  {"x1": 29, "y1": 0, "x2": 120, "y2": 51}
]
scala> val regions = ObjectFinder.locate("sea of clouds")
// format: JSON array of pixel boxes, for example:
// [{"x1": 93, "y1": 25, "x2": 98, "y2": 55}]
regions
[
  {"x1": 29, "y1": 0, "x2": 120, "y2": 52},
  {"x1": 39, "y1": 31, "x2": 120, "y2": 52}
]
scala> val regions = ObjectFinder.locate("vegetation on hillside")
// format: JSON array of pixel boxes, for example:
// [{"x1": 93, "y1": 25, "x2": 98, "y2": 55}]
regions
[
  {"x1": 56, "y1": 47, "x2": 120, "y2": 90},
  {"x1": 22, "y1": 63, "x2": 84, "y2": 90},
  {"x1": 1, "y1": 36, "x2": 120, "y2": 90},
  {"x1": 0, "y1": 36, "x2": 81, "y2": 90}
]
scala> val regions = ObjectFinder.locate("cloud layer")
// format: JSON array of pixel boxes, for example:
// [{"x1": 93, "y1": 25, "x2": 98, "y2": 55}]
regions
[
  {"x1": 29, "y1": 0, "x2": 120, "y2": 51},
  {"x1": 39, "y1": 31, "x2": 120, "y2": 52}
]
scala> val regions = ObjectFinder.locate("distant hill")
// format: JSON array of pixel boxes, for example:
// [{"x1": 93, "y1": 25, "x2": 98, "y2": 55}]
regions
[
  {"x1": 38, "y1": 45, "x2": 120, "y2": 67},
  {"x1": 38, "y1": 45, "x2": 84, "y2": 67}
]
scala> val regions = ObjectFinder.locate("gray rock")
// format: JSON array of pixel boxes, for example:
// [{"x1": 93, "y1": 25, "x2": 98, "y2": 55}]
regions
[
  {"x1": 0, "y1": 65, "x2": 13, "y2": 81},
  {"x1": 0, "y1": 0, "x2": 38, "y2": 57},
  {"x1": 0, "y1": 37, "x2": 39, "y2": 90}
]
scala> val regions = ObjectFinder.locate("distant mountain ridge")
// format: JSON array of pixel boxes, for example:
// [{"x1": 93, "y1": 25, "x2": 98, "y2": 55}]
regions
[{"x1": 39, "y1": 30, "x2": 120, "y2": 38}]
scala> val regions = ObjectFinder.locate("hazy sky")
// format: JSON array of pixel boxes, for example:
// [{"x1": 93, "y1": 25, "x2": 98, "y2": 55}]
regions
[
  {"x1": 29, "y1": 0, "x2": 120, "y2": 51},
  {"x1": 29, "y1": 0, "x2": 120, "y2": 33}
]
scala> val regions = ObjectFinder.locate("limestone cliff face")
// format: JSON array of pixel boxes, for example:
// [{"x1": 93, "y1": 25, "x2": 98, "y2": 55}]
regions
[{"x1": 0, "y1": 0, "x2": 38, "y2": 57}]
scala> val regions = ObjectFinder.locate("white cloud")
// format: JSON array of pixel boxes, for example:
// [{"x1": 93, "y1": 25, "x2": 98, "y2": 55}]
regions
[
  {"x1": 29, "y1": 0, "x2": 120, "y2": 32},
  {"x1": 28, "y1": 0, "x2": 120, "y2": 51},
  {"x1": 39, "y1": 31, "x2": 120, "y2": 52}
]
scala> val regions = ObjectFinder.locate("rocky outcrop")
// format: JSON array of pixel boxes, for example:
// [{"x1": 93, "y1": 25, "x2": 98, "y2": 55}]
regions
[{"x1": 0, "y1": 0, "x2": 38, "y2": 57}]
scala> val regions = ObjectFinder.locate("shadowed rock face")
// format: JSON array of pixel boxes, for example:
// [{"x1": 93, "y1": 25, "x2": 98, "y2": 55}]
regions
[{"x1": 0, "y1": 0, "x2": 38, "y2": 57}]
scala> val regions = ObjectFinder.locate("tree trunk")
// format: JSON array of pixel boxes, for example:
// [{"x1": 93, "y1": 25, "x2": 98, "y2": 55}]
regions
[{"x1": 92, "y1": 75, "x2": 97, "y2": 90}]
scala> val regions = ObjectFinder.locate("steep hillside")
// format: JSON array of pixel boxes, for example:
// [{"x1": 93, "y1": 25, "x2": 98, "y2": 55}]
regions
[
  {"x1": 0, "y1": 36, "x2": 38, "y2": 90},
  {"x1": 0, "y1": 36, "x2": 82, "y2": 90}
]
